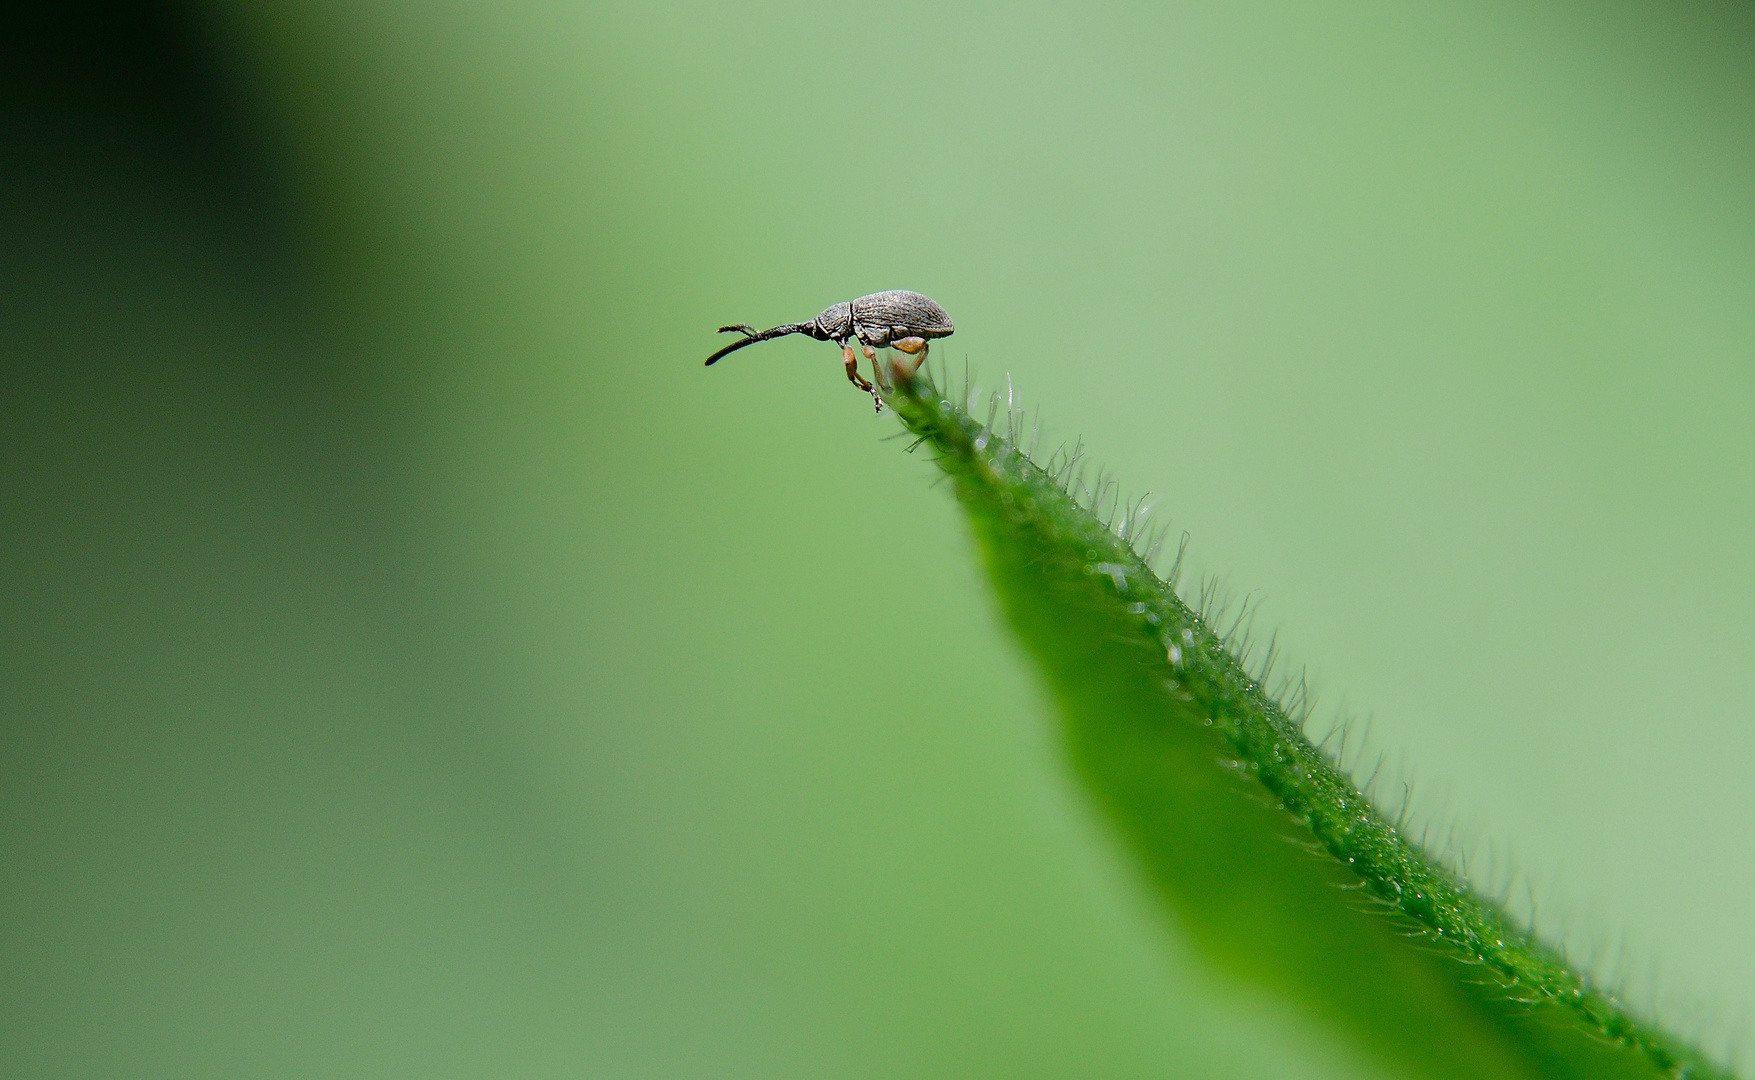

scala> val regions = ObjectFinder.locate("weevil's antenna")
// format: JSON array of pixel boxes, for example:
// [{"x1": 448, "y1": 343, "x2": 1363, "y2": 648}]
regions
[{"x1": 704, "y1": 322, "x2": 818, "y2": 365}]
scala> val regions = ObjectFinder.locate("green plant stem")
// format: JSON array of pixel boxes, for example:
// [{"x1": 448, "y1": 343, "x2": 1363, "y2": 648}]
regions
[{"x1": 886, "y1": 366, "x2": 1727, "y2": 1080}]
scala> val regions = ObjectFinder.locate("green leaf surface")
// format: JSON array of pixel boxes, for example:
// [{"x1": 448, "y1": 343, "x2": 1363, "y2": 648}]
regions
[{"x1": 887, "y1": 366, "x2": 1727, "y2": 1080}]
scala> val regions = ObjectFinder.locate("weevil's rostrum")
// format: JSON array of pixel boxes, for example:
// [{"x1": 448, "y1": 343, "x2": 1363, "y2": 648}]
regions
[{"x1": 705, "y1": 290, "x2": 954, "y2": 410}]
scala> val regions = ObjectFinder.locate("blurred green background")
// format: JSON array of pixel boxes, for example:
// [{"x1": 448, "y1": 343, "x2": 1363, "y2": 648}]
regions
[{"x1": 3, "y1": 1, "x2": 1752, "y2": 1077}]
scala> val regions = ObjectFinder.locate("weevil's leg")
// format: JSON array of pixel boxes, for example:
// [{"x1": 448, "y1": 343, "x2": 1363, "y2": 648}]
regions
[
  {"x1": 842, "y1": 343, "x2": 874, "y2": 393},
  {"x1": 851, "y1": 345, "x2": 885, "y2": 411},
  {"x1": 888, "y1": 337, "x2": 929, "y2": 380},
  {"x1": 861, "y1": 344, "x2": 887, "y2": 392}
]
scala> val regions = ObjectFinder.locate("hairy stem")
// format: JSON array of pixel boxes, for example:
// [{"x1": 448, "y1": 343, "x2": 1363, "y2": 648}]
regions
[{"x1": 886, "y1": 366, "x2": 1727, "y2": 1080}]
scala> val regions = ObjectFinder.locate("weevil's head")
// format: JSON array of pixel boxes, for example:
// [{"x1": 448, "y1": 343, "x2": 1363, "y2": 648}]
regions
[{"x1": 812, "y1": 301, "x2": 854, "y2": 340}]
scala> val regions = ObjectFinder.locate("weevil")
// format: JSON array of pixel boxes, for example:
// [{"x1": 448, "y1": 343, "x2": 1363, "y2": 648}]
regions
[{"x1": 704, "y1": 290, "x2": 954, "y2": 411}]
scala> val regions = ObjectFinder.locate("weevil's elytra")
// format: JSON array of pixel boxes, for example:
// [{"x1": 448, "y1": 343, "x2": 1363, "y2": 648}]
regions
[{"x1": 705, "y1": 290, "x2": 954, "y2": 411}]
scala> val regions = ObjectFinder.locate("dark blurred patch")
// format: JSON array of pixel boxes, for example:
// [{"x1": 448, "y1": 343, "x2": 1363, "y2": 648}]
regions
[
  {"x1": 3, "y1": 3, "x2": 234, "y2": 136},
  {"x1": 0, "y1": 17, "x2": 573, "y2": 1074},
  {"x1": 1, "y1": 0, "x2": 299, "y2": 279}
]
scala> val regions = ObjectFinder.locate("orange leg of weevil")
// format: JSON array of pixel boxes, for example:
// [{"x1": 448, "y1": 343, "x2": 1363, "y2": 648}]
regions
[
  {"x1": 865, "y1": 347, "x2": 889, "y2": 393},
  {"x1": 842, "y1": 344, "x2": 874, "y2": 393},
  {"x1": 857, "y1": 345, "x2": 887, "y2": 411},
  {"x1": 860, "y1": 345, "x2": 885, "y2": 390},
  {"x1": 888, "y1": 337, "x2": 929, "y2": 380}
]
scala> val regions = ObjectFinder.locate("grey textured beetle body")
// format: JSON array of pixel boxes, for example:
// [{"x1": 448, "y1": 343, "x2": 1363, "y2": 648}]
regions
[{"x1": 705, "y1": 290, "x2": 953, "y2": 409}]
